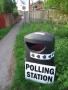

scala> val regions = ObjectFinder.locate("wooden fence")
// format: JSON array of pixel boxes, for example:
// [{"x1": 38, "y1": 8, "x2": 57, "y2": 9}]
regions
[
  {"x1": 29, "y1": 9, "x2": 68, "y2": 23},
  {"x1": 0, "y1": 13, "x2": 21, "y2": 28},
  {"x1": 0, "y1": 14, "x2": 6, "y2": 28}
]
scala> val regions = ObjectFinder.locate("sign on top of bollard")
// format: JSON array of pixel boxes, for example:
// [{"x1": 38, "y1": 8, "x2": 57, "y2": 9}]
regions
[{"x1": 24, "y1": 32, "x2": 56, "y2": 84}]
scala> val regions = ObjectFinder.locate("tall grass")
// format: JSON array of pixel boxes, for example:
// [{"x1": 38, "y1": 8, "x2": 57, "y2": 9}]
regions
[{"x1": 11, "y1": 22, "x2": 68, "y2": 90}]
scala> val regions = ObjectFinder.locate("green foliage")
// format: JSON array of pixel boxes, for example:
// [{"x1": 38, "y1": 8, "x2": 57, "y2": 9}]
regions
[
  {"x1": 44, "y1": 0, "x2": 68, "y2": 13},
  {"x1": 0, "y1": 0, "x2": 17, "y2": 13},
  {"x1": 0, "y1": 0, "x2": 4, "y2": 13},
  {"x1": 11, "y1": 22, "x2": 68, "y2": 90},
  {"x1": 0, "y1": 5, "x2": 2, "y2": 13},
  {"x1": 3, "y1": 0, "x2": 17, "y2": 13},
  {"x1": 0, "y1": 27, "x2": 10, "y2": 39},
  {"x1": 13, "y1": 12, "x2": 19, "y2": 18}
]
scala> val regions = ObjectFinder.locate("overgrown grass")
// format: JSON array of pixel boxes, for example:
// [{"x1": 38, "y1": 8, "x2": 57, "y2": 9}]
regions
[
  {"x1": 11, "y1": 22, "x2": 68, "y2": 90},
  {"x1": 0, "y1": 27, "x2": 10, "y2": 39}
]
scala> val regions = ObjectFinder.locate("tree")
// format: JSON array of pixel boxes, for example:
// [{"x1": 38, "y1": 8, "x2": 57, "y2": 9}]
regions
[
  {"x1": 0, "y1": 0, "x2": 4, "y2": 13},
  {"x1": 3, "y1": 0, "x2": 17, "y2": 13},
  {"x1": 44, "y1": 0, "x2": 68, "y2": 13}
]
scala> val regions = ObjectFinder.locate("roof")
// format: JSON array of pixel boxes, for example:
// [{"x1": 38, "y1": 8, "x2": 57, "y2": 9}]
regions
[{"x1": 30, "y1": 1, "x2": 43, "y2": 5}]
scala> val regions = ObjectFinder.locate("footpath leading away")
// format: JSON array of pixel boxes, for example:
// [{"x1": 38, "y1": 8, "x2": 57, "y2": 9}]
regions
[{"x1": 0, "y1": 20, "x2": 23, "y2": 90}]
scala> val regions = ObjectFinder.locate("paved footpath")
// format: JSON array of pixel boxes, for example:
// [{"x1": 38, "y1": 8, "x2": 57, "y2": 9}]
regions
[{"x1": 0, "y1": 20, "x2": 23, "y2": 90}]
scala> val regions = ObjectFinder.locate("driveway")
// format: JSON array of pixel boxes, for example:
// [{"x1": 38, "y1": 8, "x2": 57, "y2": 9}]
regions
[{"x1": 0, "y1": 20, "x2": 23, "y2": 90}]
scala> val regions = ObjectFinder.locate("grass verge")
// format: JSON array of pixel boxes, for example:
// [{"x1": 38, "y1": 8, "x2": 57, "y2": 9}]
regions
[
  {"x1": 0, "y1": 27, "x2": 11, "y2": 39},
  {"x1": 11, "y1": 22, "x2": 68, "y2": 90}
]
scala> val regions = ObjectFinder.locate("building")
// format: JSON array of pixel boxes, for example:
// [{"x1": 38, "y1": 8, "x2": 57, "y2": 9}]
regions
[{"x1": 29, "y1": 1, "x2": 44, "y2": 11}]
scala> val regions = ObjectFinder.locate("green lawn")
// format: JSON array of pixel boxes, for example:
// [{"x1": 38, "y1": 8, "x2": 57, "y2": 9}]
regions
[
  {"x1": 0, "y1": 27, "x2": 11, "y2": 39},
  {"x1": 11, "y1": 22, "x2": 68, "y2": 90}
]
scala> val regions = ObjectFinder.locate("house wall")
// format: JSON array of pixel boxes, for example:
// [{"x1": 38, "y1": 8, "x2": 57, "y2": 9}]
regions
[{"x1": 29, "y1": 2, "x2": 44, "y2": 11}]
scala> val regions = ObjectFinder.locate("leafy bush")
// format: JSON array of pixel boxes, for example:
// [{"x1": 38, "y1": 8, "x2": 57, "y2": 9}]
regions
[
  {"x1": 13, "y1": 12, "x2": 18, "y2": 18},
  {"x1": 44, "y1": 0, "x2": 68, "y2": 13}
]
